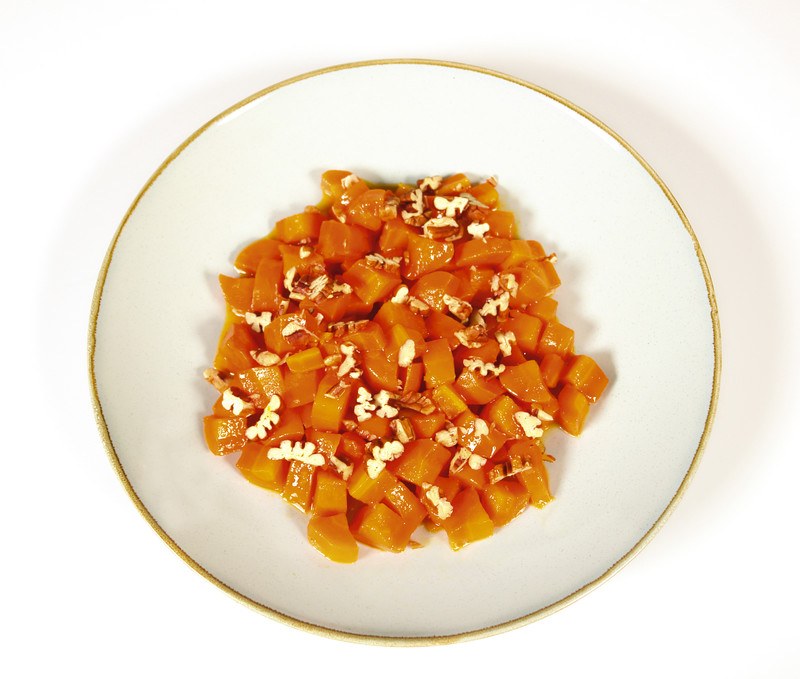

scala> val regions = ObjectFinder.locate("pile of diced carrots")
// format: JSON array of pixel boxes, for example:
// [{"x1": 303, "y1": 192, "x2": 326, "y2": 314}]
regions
[{"x1": 203, "y1": 171, "x2": 608, "y2": 562}]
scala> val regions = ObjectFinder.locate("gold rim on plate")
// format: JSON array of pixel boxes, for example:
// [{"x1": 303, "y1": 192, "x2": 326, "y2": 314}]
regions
[{"x1": 87, "y1": 59, "x2": 721, "y2": 646}]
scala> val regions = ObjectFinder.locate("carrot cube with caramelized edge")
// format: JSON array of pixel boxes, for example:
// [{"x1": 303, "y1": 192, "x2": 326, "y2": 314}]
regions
[
  {"x1": 432, "y1": 383, "x2": 469, "y2": 419},
  {"x1": 274, "y1": 210, "x2": 323, "y2": 243},
  {"x1": 481, "y1": 479, "x2": 529, "y2": 526},
  {"x1": 423, "y1": 339, "x2": 456, "y2": 389},
  {"x1": 537, "y1": 320, "x2": 575, "y2": 357},
  {"x1": 234, "y1": 237, "x2": 281, "y2": 275},
  {"x1": 312, "y1": 470, "x2": 348, "y2": 516},
  {"x1": 443, "y1": 488, "x2": 494, "y2": 551},
  {"x1": 311, "y1": 371, "x2": 353, "y2": 432},
  {"x1": 236, "y1": 442, "x2": 288, "y2": 491},
  {"x1": 218, "y1": 275, "x2": 254, "y2": 315},
  {"x1": 557, "y1": 384, "x2": 590, "y2": 436},
  {"x1": 348, "y1": 462, "x2": 396, "y2": 505},
  {"x1": 282, "y1": 460, "x2": 317, "y2": 512},
  {"x1": 317, "y1": 220, "x2": 374, "y2": 263},
  {"x1": 351, "y1": 503, "x2": 409, "y2": 552},
  {"x1": 203, "y1": 415, "x2": 248, "y2": 456},
  {"x1": 307, "y1": 514, "x2": 358, "y2": 563},
  {"x1": 404, "y1": 233, "x2": 454, "y2": 280},
  {"x1": 341, "y1": 258, "x2": 401, "y2": 305},
  {"x1": 563, "y1": 355, "x2": 608, "y2": 402}
]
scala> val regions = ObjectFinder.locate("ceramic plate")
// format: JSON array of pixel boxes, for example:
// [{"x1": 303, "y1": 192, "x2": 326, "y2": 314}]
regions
[{"x1": 89, "y1": 60, "x2": 719, "y2": 643}]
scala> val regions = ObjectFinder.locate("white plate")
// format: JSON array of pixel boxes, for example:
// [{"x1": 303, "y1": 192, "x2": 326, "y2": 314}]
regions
[{"x1": 89, "y1": 60, "x2": 719, "y2": 643}]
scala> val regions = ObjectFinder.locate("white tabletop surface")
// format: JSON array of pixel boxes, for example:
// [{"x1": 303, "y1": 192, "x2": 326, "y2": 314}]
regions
[{"x1": 3, "y1": 1, "x2": 799, "y2": 676}]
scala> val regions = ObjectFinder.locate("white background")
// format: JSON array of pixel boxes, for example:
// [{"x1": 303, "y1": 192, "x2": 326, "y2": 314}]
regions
[{"x1": 2, "y1": 1, "x2": 798, "y2": 676}]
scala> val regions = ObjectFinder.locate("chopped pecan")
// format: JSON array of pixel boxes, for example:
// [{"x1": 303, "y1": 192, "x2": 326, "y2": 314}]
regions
[
  {"x1": 394, "y1": 391, "x2": 435, "y2": 415},
  {"x1": 488, "y1": 456, "x2": 532, "y2": 484}
]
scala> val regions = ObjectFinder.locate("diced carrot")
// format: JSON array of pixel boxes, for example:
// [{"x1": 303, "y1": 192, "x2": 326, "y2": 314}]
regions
[
  {"x1": 313, "y1": 470, "x2": 348, "y2": 516},
  {"x1": 556, "y1": 384, "x2": 590, "y2": 436},
  {"x1": 282, "y1": 368, "x2": 322, "y2": 408},
  {"x1": 274, "y1": 210, "x2": 323, "y2": 243},
  {"x1": 341, "y1": 258, "x2": 401, "y2": 305},
  {"x1": 454, "y1": 238, "x2": 512, "y2": 267},
  {"x1": 347, "y1": 189, "x2": 391, "y2": 231},
  {"x1": 261, "y1": 408, "x2": 304, "y2": 447},
  {"x1": 563, "y1": 355, "x2": 608, "y2": 402},
  {"x1": 320, "y1": 170, "x2": 352, "y2": 202},
  {"x1": 405, "y1": 410, "x2": 446, "y2": 439},
  {"x1": 453, "y1": 338, "x2": 500, "y2": 365},
  {"x1": 404, "y1": 233, "x2": 454, "y2": 280},
  {"x1": 425, "y1": 310, "x2": 464, "y2": 349},
  {"x1": 378, "y1": 218, "x2": 414, "y2": 256},
  {"x1": 362, "y1": 350, "x2": 400, "y2": 392},
  {"x1": 423, "y1": 339, "x2": 455, "y2": 389},
  {"x1": 282, "y1": 460, "x2": 317, "y2": 512},
  {"x1": 318, "y1": 220, "x2": 374, "y2": 263},
  {"x1": 443, "y1": 487, "x2": 494, "y2": 551},
  {"x1": 409, "y1": 272, "x2": 461, "y2": 312},
  {"x1": 431, "y1": 383, "x2": 469, "y2": 419},
  {"x1": 539, "y1": 353, "x2": 565, "y2": 389},
  {"x1": 219, "y1": 275, "x2": 254, "y2": 315},
  {"x1": 350, "y1": 503, "x2": 408, "y2": 552},
  {"x1": 213, "y1": 323, "x2": 258, "y2": 373},
  {"x1": 203, "y1": 415, "x2": 248, "y2": 456},
  {"x1": 348, "y1": 462, "x2": 396, "y2": 504},
  {"x1": 307, "y1": 514, "x2": 358, "y2": 563},
  {"x1": 499, "y1": 360, "x2": 555, "y2": 406},
  {"x1": 454, "y1": 369, "x2": 505, "y2": 405},
  {"x1": 263, "y1": 314, "x2": 311, "y2": 355},
  {"x1": 389, "y1": 439, "x2": 451, "y2": 486},
  {"x1": 453, "y1": 266, "x2": 494, "y2": 302},
  {"x1": 486, "y1": 210, "x2": 516, "y2": 238},
  {"x1": 500, "y1": 312, "x2": 543, "y2": 356},
  {"x1": 529, "y1": 296, "x2": 558, "y2": 321},
  {"x1": 435, "y1": 173, "x2": 471, "y2": 195},
  {"x1": 278, "y1": 243, "x2": 325, "y2": 276},
  {"x1": 467, "y1": 182, "x2": 499, "y2": 208},
  {"x1": 537, "y1": 321, "x2": 575, "y2": 357},
  {"x1": 481, "y1": 479, "x2": 529, "y2": 526},
  {"x1": 234, "y1": 237, "x2": 281, "y2": 275},
  {"x1": 236, "y1": 442, "x2": 288, "y2": 491},
  {"x1": 481, "y1": 395, "x2": 524, "y2": 438},
  {"x1": 311, "y1": 371, "x2": 353, "y2": 431},
  {"x1": 286, "y1": 347, "x2": 325, "y2": 373},
  {"x1": 234, "y1": 366, "x2": 283, "y2": 409},
  {"x1": 373, "y1": 300, "x2": 428, "y2": 338},
  {"x1": 251, "y1": 259, "x2": 285, "y2": 313}
]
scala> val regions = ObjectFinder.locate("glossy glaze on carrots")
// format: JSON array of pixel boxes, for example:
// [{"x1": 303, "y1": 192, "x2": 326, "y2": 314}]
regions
[{"x1": 203, "y1": 172, "x2": 608, "y2": 562}]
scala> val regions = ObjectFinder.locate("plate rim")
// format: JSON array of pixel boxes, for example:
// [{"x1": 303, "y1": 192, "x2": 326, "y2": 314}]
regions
[{"x1": 87, "y1": 58, "x2": 721, "y2": 646}]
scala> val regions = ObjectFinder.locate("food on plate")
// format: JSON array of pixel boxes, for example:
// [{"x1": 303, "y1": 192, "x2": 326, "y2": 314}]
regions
[{"x1": 203, "y1": 171, "x2": 608, "y2": 562}]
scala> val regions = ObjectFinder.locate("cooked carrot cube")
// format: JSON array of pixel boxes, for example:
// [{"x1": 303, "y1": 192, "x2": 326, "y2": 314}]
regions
[
  {"x1": 307, "y1": 514, "x2": 358, "y2": 563},
  {"x1": 348, "y1": 462, "x2": 396, "y2": 504},
  {"x1": 410, "y1": 271, "x2": 461, "y2": 312},
  {"x1": 378, "y1": 218, "x2": 414, "y2": 256},
  {"x1": 435, "y1": 173, "x2": 471, "y2": 195},
  {"x1": 423, "y1": 338, "x2": 455, "y2": 388},
  {"x1": 466, "y1": 182, "x2": 499, "y2": 208},
  {"x1": 453, "y1": 338, "x2": 500, "y2": 366},
  {"x1": 341, "y1": 258, "x2": 401, "y2": 305},
  {"x1": 320, "y1": 170, "x2": 352, "y2": 202},
  {"x1": 529, "y1": 296, "x2": 558, "y2": 321},
  {"x1": 485, "y1": 210, "x2": 516, "y2": 238},
  {"x1": 384, "y1": 482, "x2": 427, "y2": 528},
  {"x1": 454, "y1": 238, "x2": 512, "y2": 267},
  {"x1": 317, "y1": 220, "x2": 374, "y2": 263},
  {"x1": 251, "y1": 258, "x2": 285, "y2": 313},
  {"x1": 481, "y1": 479, "x2": 529, "y2": 526},
  {"x1": 500, "y1": 312, "x2": 543, "y2": 356},
  {"x1": 282, "y1": 368, "x2": 322, "y2": 408},
  {"x1": 234, "y1": 237, "x2": 281, "y2": 275},
  {"x1": 236, "y1": 442, "x2": 288, "y2": 491},
  {"x1": 286, "y1": 347, "x2": 325, "y2": 373},
  {"x1": 481, "y1": 395, "x2": 524, "y2": 437},
  {"x1": 261, "y1": 408, "x2": 304, "y2": 447},
  {"x1": 274, "y1": 210, "x2": 323, "y2": 243},
  {"x1": 539, "y1": 353, "x2": 565, "y2": 389},
  {"x1": 425, "y1": 310, "x2": 464, "y2": 349},
  {"x1": 450, "y1": 463, "x2": 488, "y2": 489},
  {"x1": 389, "y1": 439, "x2": 450, "y2": 485},
  {"x1": 443, "y1": 488, "x2": 494, "y2": 551},
  {"x1": 454, "y1": 369, "x2": 505, "y2": 405},
  {"x1": 556, "y1": 384, "x2": 590, "y2": 436},
  {"x1": 282, "y1": 460, "x2": 317, "y2": 512},
  {"x1": 203, "y1": 415, "x2": 248, "y2": 456},
  {"x1": 313, "y1": 470, "x2": 348, "y2": 516},
  {"x1": 213, "y1": 323, "x2": 257, "y2": 373},
  {"x1": 405, "y1": 410, "x2": 446, "y2": 439},
  {"x1": 499, "y1": 360, "x2": 555, "y2": 406},
  {"x1": 373, "y1": 301, "x2": 428, "y2": 338},
  {"x1": 362, "y1": 350, "x2": 400, "y2": 392},
  {"x1": 404, "y1": 233, "x2": 454, "y2": 280},
  {"x1": 537, "y1": 320, "x2": 575, "y2": 357},
  {"x1": 563, "y1": 355, "x2": 608, "y2": 402},
  {"x1": 431, "y1": 383, "x2": 469, "y2": 418},
  {"x1": 234, "y1": 366, "x2": 283, "y2": 409},
  {"x1": 401, "y1": 362, "x2": 424, "y2": 394},
  {"x1": 311, "y1": 372, "x2": 353, "y2": 431},
  {"x1": 218, "y1": 275, "x2": 254, "y2": 315},
  {"x1": 453, "y1": 266, "x2": 494, "y2": 302},
  {"x1": 347, "y1": 189, "x2": 391, "y2": 231},
  {"x1": 350, "y1": 503, "x2": 408, "y2": 552}
]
